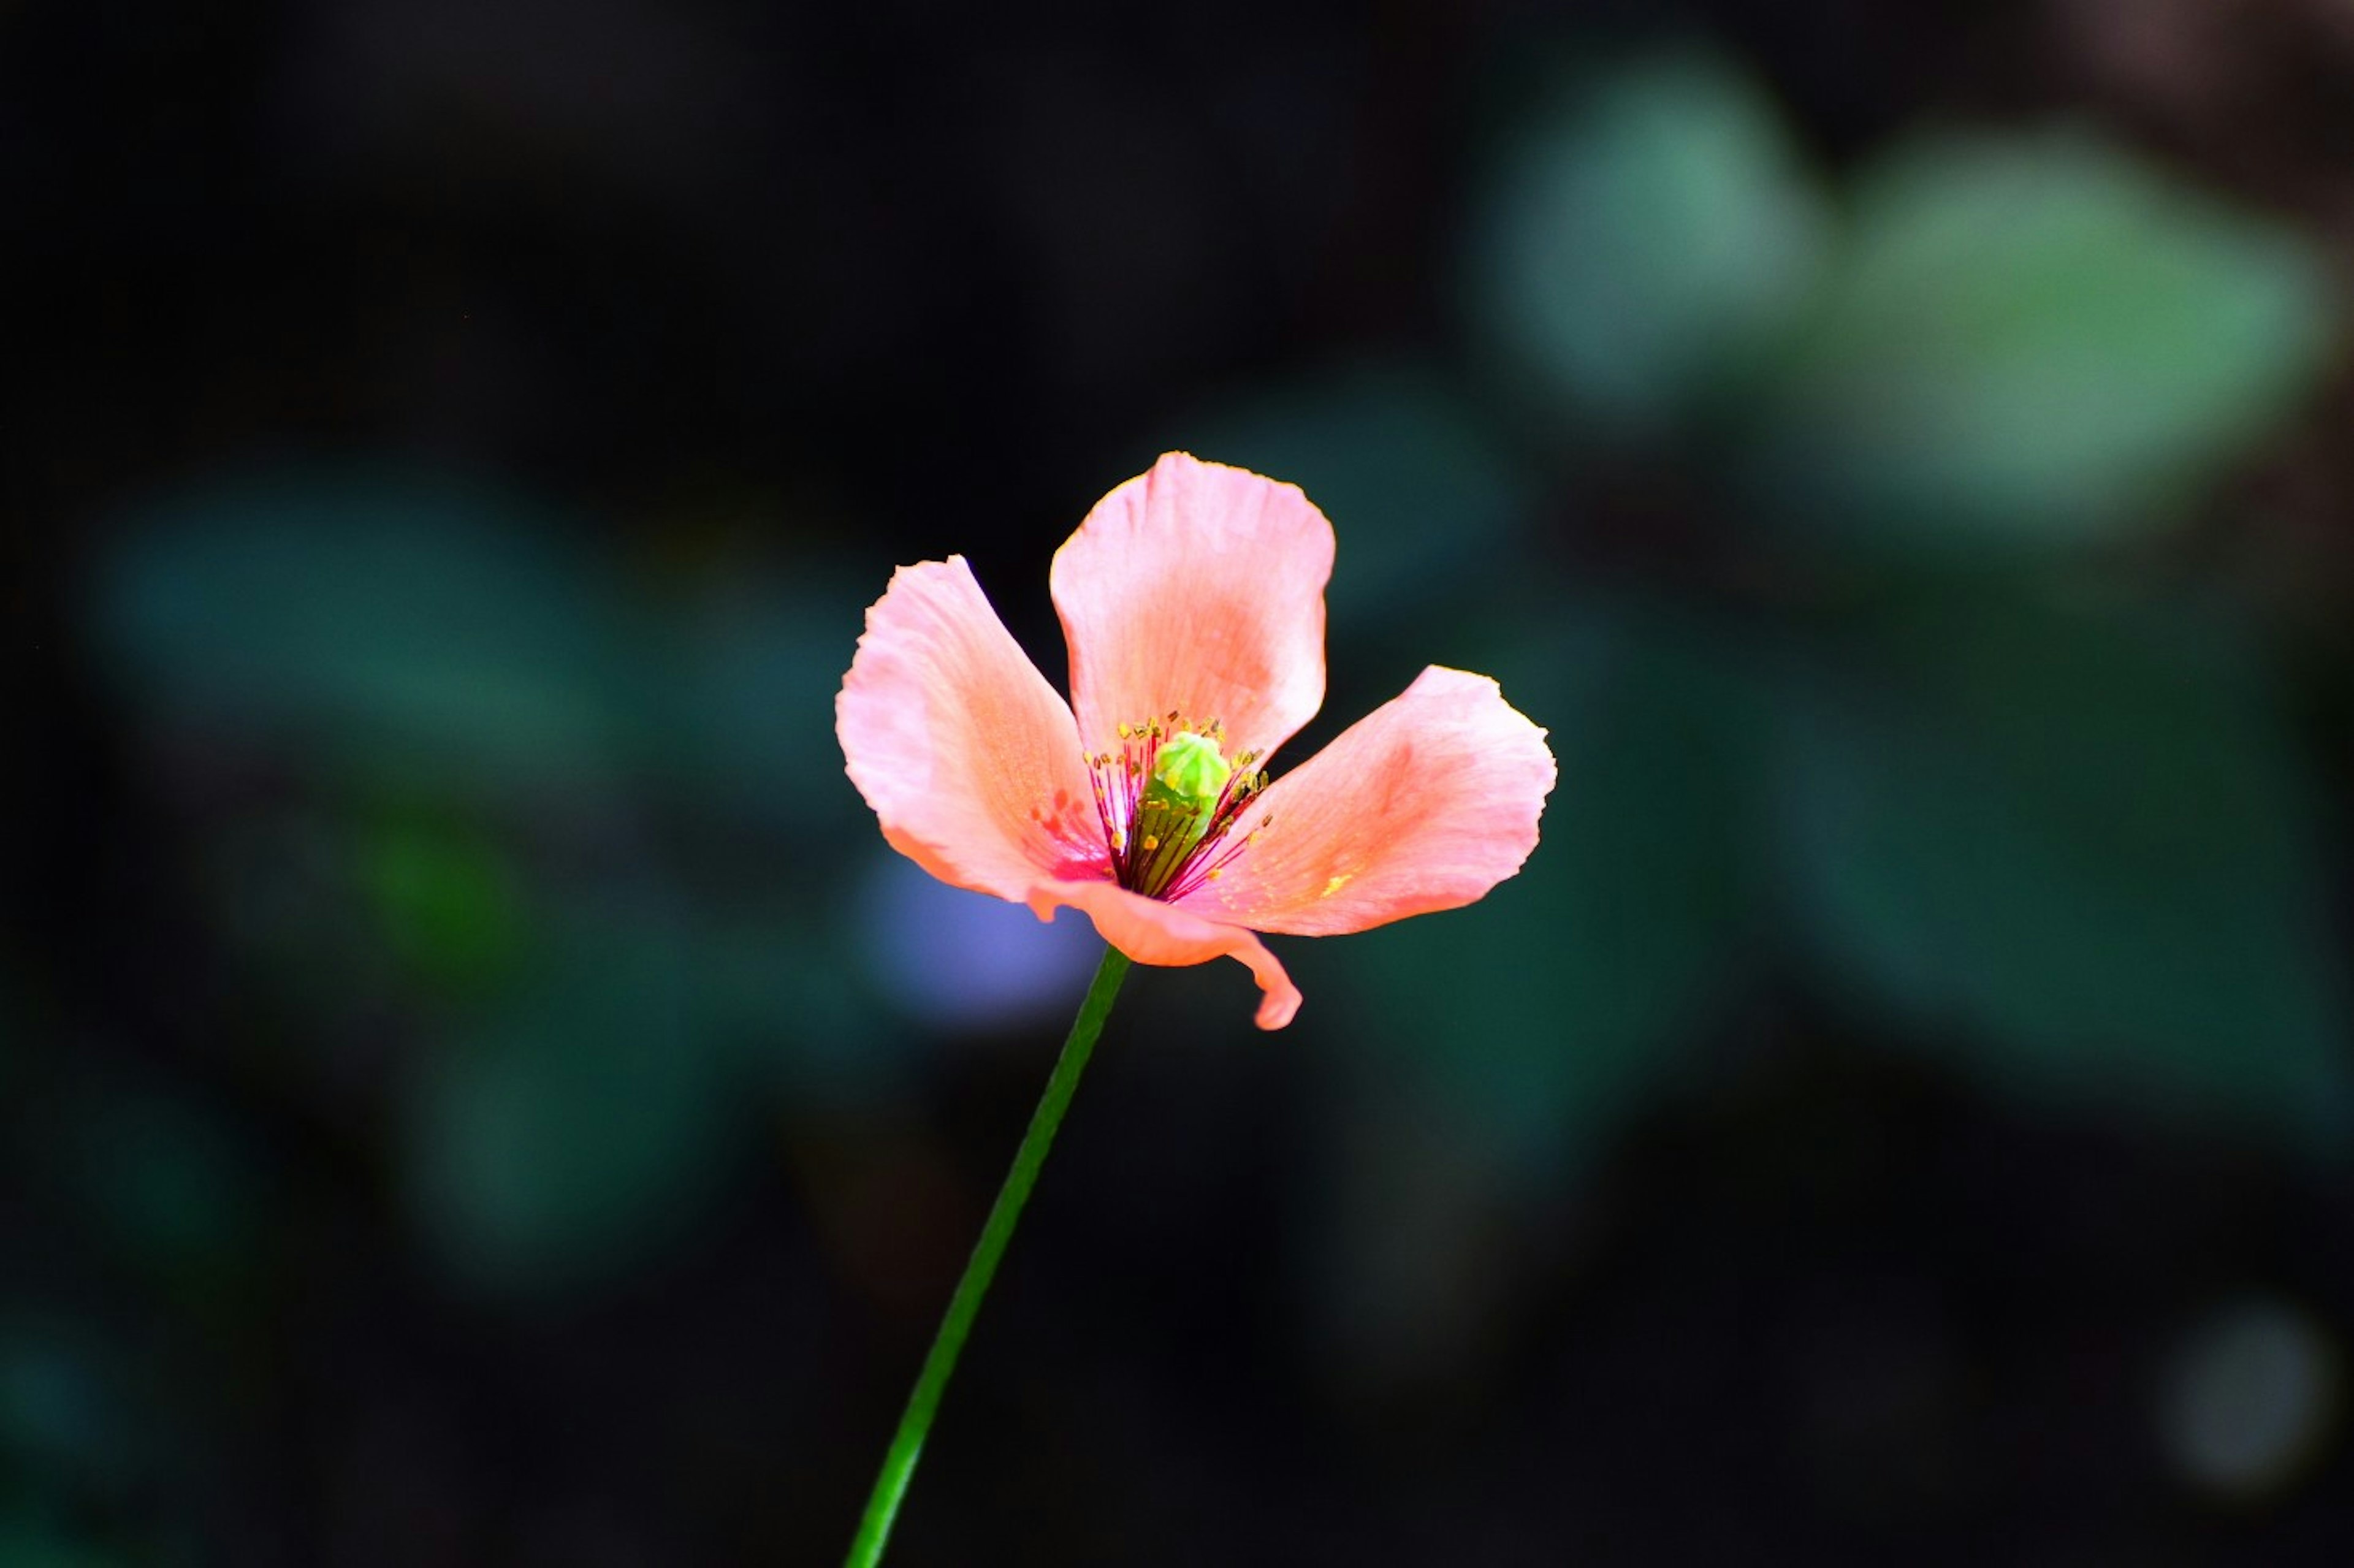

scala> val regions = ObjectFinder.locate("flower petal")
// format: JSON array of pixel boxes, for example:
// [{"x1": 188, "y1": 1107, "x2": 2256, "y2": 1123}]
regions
[
  {"x1": 1184, "y1": 666, "x2": 1555, "y2": 936},
  {"x1": 1027, "y1": 878, "x2": 1303, "y2": 1030},
  {"x1": 837, "y1": 558, "x2": 1108, "y2": 899},
  {"x1": 1051, "y1": 452, "x2": 1335, "y2": 763}
]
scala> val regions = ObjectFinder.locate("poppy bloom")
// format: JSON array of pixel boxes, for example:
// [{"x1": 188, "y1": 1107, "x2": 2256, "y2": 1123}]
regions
[{"x1": 836, "y1": 452, "x2": 1556, "y2": 1029}]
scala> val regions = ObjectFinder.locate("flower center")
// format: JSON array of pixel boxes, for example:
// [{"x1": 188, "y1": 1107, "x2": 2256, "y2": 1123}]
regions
[{"x1": 1084, "y1": 714, "x2": 1271, "y2": 899}]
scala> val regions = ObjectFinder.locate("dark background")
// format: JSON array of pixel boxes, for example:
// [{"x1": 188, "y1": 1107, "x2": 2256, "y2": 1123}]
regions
[{"x1": 9, "y1": 0, "x2": 2354, "y2": 1563}]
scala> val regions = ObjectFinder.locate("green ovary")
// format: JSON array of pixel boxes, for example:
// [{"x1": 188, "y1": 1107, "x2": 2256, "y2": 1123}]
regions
[
  {"x1": 1145, "y1": 731, "x2": 1232, "y2": 815},
  {"x1": 1130, "y1": 730, "x2": 1232, "y2": 892}
]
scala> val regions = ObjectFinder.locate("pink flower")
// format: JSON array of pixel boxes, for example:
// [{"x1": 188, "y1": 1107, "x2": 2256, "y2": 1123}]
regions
[{"x1": 836, "y1": 452, "x2": 1557, "y2": 1029}]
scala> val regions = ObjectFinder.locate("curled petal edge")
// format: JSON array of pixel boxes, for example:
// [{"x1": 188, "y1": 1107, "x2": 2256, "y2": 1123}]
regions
[{"x1": 1026, "y1": 878, "x2": 1302, "y2": 1030}]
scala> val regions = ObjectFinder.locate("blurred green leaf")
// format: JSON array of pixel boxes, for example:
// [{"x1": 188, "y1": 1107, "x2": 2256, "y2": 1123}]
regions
[
  {"x1": 1746, "y1": 134, "x2": 2334, "y2": 549},
  {"x1": 1178, "y1": 360, "x2": 1537, "y2": 624},
  {"x1": 1326, "y1": 603, "x2": 1764, "y2": 1181},
  {"x1": 403, "y1": 908, "x2": 731, "y2": 1294},
  {"x1": 1773, "y1": 587, "x2": 2352, "y2": 1146},
  {"x1": 91, "y1": 468, "x2": 630, "y2": 787},
  {"x1": 357, "y1": 812, "x2": 528, "y2": 997},
  {"x1": 1463, "y1": 52, "x2": 1829, "y2": 440}
]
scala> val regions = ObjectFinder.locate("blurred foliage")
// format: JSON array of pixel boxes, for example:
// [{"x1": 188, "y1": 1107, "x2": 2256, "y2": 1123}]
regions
[
  {"x1": 357, "y1": 812, "x2": 530, "y2": 999},
  {"x1": 91, "y1": 470, "x2": 633, "y2": 791},
  {"x1": 1745, "y1": 135, "x2": 2333, "y2": 550},
  {"x1": 82, "y1": 468, "x2": 923, "y2": 1297},
  {"x1": 1463, "y1": 52, "x2": 1829, "y2": 442},
  {"x1": 1221, "y1": 42, "x2": 2352, "y2": 1260},
  {"x1": 1462, "y1": 52, "x2": 2333, "y2": 550},
  {"x1": 401, "y1": 906, "x2": 726, "y2": 1293},
  {"x1": 1772, "y1": 584, "x2": 2352, "y2": 1146}
]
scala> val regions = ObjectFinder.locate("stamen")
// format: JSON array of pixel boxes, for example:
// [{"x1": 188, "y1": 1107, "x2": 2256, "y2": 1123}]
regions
[{"x1": 1081, "y1": 711, "x2": 1276, "y2": 900}]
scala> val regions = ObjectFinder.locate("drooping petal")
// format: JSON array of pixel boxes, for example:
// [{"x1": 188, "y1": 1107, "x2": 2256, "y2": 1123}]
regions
[
  {"x1": 1183, "y1": 666, "x2": 1555, "y2": 937},
  {"x1": 1027, "y1": 878, "x2": 1303, "y2": 1030},
  {"x1": 1051, "y1": 452, "x2": 1335, "y2": 764},
  {"x1": 837, "y1": 558, "x2": 1108, "y2": 899}
]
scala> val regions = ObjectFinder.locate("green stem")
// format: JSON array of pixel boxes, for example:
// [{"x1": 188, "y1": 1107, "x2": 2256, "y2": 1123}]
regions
[{"x1": 844, "y1": 945, "x2": 1132, "y2": 1567}]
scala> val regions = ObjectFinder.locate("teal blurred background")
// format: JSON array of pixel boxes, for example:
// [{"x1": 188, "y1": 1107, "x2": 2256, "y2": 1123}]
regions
[{"x1": 9, "y1": 1, "x2": 2354, "y2": 1562}]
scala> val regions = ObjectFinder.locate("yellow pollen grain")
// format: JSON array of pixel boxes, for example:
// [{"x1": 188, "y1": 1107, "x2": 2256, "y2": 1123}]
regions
[
  {"x1": 1320, "y1": 873, "x2": 1353, "y2": 899},
  {"x1": 1142, "y1": 835, "x2": 1160, "y2": 851}
]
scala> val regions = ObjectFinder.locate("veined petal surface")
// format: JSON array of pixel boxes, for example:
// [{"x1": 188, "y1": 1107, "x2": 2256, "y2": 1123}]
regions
[
  {"x1": 1051, "y1": 452, "x2": 1334, "y2": 764},
  {"x1": 837, "y1": 558, "x2": 1107, "y2": 900},
  {"x1": 1186, "y1": 667, "x2": 1555, "y2": 937}
]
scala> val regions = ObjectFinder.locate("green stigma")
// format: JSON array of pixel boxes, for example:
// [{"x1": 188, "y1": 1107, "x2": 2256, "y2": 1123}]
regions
[{"x1": 1145, "y1": 730, "x2": 1232, "y2": 816}]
